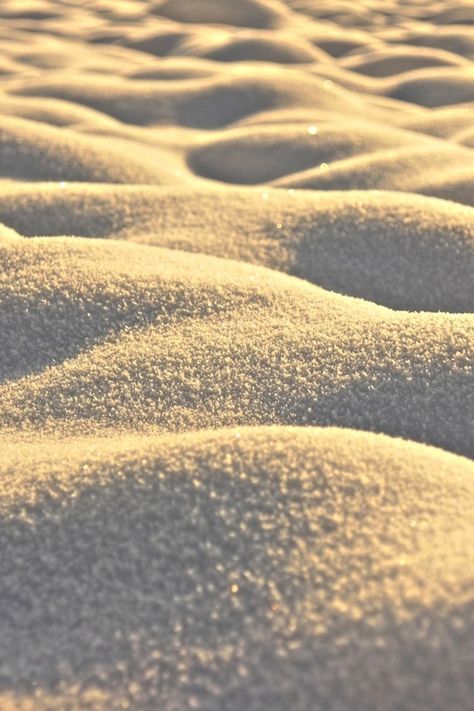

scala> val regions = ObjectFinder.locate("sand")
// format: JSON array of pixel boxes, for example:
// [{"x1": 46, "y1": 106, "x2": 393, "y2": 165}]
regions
[{"x1": 0, "y1": 1, "x2": 473, "y2": 709}]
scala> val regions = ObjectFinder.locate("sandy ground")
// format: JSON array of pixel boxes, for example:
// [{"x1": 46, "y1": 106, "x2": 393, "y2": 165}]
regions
[{"x1": 0, "y1": 1, "x2": 474, "y2": 709}]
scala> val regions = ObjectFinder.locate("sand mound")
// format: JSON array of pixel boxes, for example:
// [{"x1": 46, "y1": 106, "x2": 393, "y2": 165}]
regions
[
  {"x1": 1, "y1": 238, "x2": 472, "y2": 458},
  {"x1": 0, "y1": 237, "x2": 275, "y2": 381},
  {"x1": 9, "y1": 68, "x2": 365, "y2": 128},
  {"x1": 128, "y1": 56, "x2": 218, "y2": 80},
  {"x1": 0, "y1": 3, "x2": 58, "y2": 22},
  {"x1": 388, "y1": 67, "x2": 474, "y2": 107},
  {"x1": 154, "y1": 0, "x2": 287, "y2": 28},
  {"x1": 188, "y1": 122, "x2": 421, "y2": 184},
  {"x1": 1, "y1": 426, "x2": 474, "y2": 711},
  {"x1": 0, "y1": 94, "x2": 120, "y2": 128},
  {"x1": 398, "y1": 27, "x2": 474, "y2": 58},
  {"x1": 0, "y1": 185, "x2": 472, "y2": 313},
  {"x1": 430, "y1": 3, "x2": 474, "y2": 26},
  {"x1": 125, "y1": 29, "x2": 192, "y2": 57},
  {"x1": 272, "y1": 143, "x2": 474, "y2": 206},
  {"x1": 340, "y1": 46, "x2": 468, "y2": 76},
  {"x1": 287, "y1": 0, "x2": 376, "y2": 25},
  {"x1": 304, "y1": 26, "x2": 376, "y2": 57},
  {"x1": 396, "y1": 104, "x2": 474, "y2": 139},
  {"x1": 180, "y1": 32, "x2": 328, "y2": 64},
  {"x1": 0, "y1": 115, "x2": 173, "y2": 183}
]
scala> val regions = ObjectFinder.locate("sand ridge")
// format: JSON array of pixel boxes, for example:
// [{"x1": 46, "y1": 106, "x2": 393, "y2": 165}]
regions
[{"x1": 0, "y1": 1, "x2": 473, "y2": 709}]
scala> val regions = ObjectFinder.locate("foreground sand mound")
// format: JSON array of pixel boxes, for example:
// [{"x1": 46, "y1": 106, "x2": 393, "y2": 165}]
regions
[
  {"x1": 1, "y1": 238, "x2": 472, "y2": 458},
  {"x1": 0, "y1": 186, "x2": 472, "y2": 313},
  {"x1": 1, "y1": 426, "x2": 474, "y2": 711}
]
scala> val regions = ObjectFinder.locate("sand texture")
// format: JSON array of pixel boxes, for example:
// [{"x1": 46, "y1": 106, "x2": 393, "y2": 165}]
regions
[{"x1": 0, "y1": 1, "x2": 473, "y2": 709}]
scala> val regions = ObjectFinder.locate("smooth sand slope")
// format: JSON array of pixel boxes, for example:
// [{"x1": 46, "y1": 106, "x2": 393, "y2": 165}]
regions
[{"x1": 0, "y1": 1, "x2": 473, "y2": 710}]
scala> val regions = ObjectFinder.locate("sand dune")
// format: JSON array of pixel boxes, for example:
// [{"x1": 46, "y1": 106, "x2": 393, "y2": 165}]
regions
[{"x1": 1, "y1": 1, "x2": 474, "y2": 709}]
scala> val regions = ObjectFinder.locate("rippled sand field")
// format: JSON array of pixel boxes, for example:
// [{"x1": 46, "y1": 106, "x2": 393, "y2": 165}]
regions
[{"x1": 1, "y1": 1, "x2": 474, "y2": 709}]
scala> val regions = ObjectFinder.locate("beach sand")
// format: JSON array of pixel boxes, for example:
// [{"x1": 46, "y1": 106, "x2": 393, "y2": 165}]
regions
[{"x1": 0, "y1": 1, "x2": 473, "y2": 709}]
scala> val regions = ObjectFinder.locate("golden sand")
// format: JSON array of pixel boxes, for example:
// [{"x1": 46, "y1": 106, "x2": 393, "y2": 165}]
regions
[{"x1": 0, "y1": 1, "x2": 473, "y2": 709}]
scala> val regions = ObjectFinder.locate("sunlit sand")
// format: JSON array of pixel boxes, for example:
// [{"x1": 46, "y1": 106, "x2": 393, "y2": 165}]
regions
[{"x1": 0, "y1": 1, "x2": 473, "y2": 709}]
